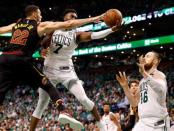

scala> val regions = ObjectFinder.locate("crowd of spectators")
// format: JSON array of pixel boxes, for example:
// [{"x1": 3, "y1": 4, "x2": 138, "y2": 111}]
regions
[{"x1": 0, "y1": 59, "x2": 174, "y2": 130}]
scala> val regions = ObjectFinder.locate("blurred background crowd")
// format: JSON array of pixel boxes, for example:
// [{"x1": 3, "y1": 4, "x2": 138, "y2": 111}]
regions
[
  {"x1": 0, "y1": 56, "x2": 174, "y2": 130},
  {"x1": 0, "y1": 0, "x2": 174, "y2": 130}
]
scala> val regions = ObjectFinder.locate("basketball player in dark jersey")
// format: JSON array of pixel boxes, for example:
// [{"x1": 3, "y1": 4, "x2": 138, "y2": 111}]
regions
[{"x1": 0, "y1": 5, "x2": 104, "y2": 129}]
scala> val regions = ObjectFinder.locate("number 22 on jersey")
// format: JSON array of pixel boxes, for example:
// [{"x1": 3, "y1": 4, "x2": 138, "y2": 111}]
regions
[{"x1": 10, "y1": 29, "x2": 29, "y2": 45}]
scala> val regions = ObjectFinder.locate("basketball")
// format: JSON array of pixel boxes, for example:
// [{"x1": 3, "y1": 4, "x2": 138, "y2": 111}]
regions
[{"x1": 104, "y1": 9, "x2": 122, "y2": 27}]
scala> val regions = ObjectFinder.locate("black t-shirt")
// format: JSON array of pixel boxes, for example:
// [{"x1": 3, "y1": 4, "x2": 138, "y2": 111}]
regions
[{"x1": 4, "y1": 19, "x2": 41, "y2": 56}]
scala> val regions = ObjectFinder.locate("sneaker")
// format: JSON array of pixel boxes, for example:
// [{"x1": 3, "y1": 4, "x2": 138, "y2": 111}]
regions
[{"x1": 58, "y1": 113, "x2": 84, "y2": 130}]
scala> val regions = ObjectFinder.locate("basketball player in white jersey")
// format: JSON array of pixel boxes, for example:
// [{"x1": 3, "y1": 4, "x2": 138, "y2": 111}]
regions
[
  {"x1": 30, "y1": 9, "x2": 122, "y2": 131},
  {"x1": 116, "y1": 51, "x2": 170, "y2": 131},
  {"x1": 101, "y1": 102, "x2": 122, "y2": 131}
]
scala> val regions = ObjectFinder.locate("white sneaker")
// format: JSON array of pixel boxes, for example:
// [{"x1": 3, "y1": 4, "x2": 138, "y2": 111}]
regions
[{"x1": 58, "y1": 113, "x2": 84, "y2": 130}]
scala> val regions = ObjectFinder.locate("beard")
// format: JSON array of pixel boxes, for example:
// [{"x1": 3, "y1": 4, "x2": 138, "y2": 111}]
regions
[
  {"x1": 144, "y1": 62, "x2": 153, "y2": 71},
  {"x1": 104, "y1": 110, "x2": 109, "y2": 114}
]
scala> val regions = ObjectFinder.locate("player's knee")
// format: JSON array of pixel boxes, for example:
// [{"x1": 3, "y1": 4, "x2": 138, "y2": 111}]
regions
[
  {"x1": 79, "y1": 96, "x2": 94, "y2": 111},
  {"x1": 38, "y1": 88, "x2": 50, "y2": 99},
  {"x1": 33, "y1": 96, "x2": 50, "y2": 119},
  {"x1": 67, "y1": 79, "x2": 82, "y2": 90},
  {"x1": 39, "y1": 95, "x2": 50, "y2": 105}
]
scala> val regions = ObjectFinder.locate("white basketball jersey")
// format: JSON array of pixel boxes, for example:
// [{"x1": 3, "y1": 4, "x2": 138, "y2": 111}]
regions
[
  {"x1": 138, "y1": 70, "x2": 168, "y2": 119},
  {"x1": 44, "y1": 29, "x2": 77, "y2": 68},
  {"x1": 101, "y1": 112, "x2": 118, "y2": 131}
]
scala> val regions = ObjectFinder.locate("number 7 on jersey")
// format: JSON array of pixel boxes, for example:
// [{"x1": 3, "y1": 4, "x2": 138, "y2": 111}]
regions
[{"x1": 54, "y1": 44, "x2": 63, "y2": 54}]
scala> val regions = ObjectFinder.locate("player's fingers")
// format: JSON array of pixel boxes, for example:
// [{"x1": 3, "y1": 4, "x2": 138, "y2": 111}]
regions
[
  {"x1": 119, "y1": 71, "x2": 123, "y2": 78},
  {"x1": 121, "y1": 20, "x2": 125, "y2": 26},
  {"x1": 139, "y1": 55, "x2": 142, "y2": 61},
  {"x1": 123, "y1": 71, "x2": 126, "y2": 79},
  {"x1": 136, "y1": 62, "x2": 140, "y2": 67},
  {"x1": 100, "y1": 13, "x2": 105, "y2": 20},
  {"x1": 111, "y1": 25, "x2": 118, "y2": 32},
  {"x1": 139, "y1": 55, "x2": 144, "y2": 63},
  {"x1": 116, "y1": 74, "x2": 120, "y2": 81}
]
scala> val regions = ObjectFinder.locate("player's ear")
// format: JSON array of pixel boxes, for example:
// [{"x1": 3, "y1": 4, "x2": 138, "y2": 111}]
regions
[
  {"x1": 33, "y1": 12, "x2": 37, "y2": 18},
  {"x1": 153, "y1": 58, "x2": 159, "y2": 65}
]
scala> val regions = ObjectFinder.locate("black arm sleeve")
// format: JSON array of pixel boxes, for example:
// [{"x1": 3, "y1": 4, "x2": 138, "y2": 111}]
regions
[{"x1": 122, "y1": 115, "x2": 136, "y2": 131}]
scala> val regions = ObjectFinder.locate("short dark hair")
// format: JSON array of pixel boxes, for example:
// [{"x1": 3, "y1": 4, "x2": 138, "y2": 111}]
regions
[
  {"x1": 129, "y1": 79, "x2": 139, "y2": 87},
  {"x1": 63, "y1": 9, "x2": 77, "y2": 17},
  {"x1": 103, "y1": 102, "x2": 110, "y2": 106},
  {"x1": 25, "y1": 5, "x2": 39, "y2": 17}
]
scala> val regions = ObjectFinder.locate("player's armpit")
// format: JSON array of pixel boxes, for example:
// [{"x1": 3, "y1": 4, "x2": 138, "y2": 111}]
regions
[
  {"x1": 146, "y1": 75, "x2": 167, "y2": 93},
  {"x1": 76, "y1": 32, "x2": 92, "y2": 43},
  {"x1": 40, "y1": 33, "x2": 53, "y2": 48}
]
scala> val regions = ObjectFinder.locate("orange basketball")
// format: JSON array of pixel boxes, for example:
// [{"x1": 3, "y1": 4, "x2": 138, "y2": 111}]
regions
[{"x1": 104, "y1": 9, "x2": 122, "y2": 27}]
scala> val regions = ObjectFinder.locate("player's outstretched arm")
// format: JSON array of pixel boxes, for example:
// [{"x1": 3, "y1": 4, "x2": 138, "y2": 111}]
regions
[
  {"x1": 76, "y1": 23, "x2": 124, "y2": 43},
  {"x1": 37, "y1": 14, "x2": 104, "y2": 37},
  {"x1": 116, "y1": 72, "x2": 139, "y2": 107},
  {"x1": 0, "y1": 23, "x2": 16, "y2": 34},
  {"x1": 110, "y1": 113, "x2": 122, "y2": 131},
  {"x1": 76, "y1": 28, "x2": 114, "y2": 43}
]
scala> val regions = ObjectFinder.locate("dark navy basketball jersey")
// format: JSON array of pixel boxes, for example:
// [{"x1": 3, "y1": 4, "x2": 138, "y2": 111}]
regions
[{"x1": 5, "y1": 19, "x2": 41, "y2": 56}]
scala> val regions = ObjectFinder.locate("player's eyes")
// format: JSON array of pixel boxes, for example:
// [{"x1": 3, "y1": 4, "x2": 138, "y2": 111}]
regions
[{"x1": 71, "y1": 15, "x2": 77, "y2": 19}]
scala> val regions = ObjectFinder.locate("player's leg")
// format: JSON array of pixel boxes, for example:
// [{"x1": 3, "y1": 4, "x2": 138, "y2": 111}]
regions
[
  {"x1": 30, "y1": 88, "x2": 50, "y2": 131},
  {"x1": 42, "y1": 67, "x2": 84, "y2": 130},
  {"x1": 25, "y1": 65, "x2": 83, "y2": 130},
  {"x1": 21, "y1": 63, "x2": 64, "y2": 108},
  {"x1": 67, "y1": 79, "x2": 104, "y2": 129}
]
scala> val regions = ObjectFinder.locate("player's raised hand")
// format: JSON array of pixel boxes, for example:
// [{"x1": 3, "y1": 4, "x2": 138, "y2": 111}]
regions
[
  {"x1": 93, "y1": 13, "x2": 106, "y2": 23},
  {"x1": 137, "y1": 55, "x2": 145, "y2": 74},
  {"x1": 137, "y1": 55, "x2": 149, "y2": 78},
  {"x1": 99, "y1": 13, "x2": 106, "y2": 20},
  {"x1": 110, "y1": 112, "x2": 119, "y2": 124},
  {"x1": 116, "y1": 71, "x2": 129, "y2": 88},
  {"x1": 111, "y1": 21, "x2": 125, "y2": 32}
]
